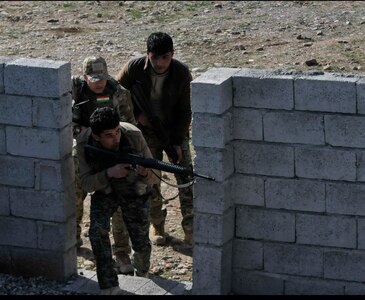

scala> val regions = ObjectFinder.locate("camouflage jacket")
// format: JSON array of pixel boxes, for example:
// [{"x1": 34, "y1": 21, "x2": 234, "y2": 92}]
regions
[
  {"x1": 76, "y1": 122, "x2": 158, "y2": 197},
  {"x1": 71, "y1": 76, "x2": 136, "y2": 129}
]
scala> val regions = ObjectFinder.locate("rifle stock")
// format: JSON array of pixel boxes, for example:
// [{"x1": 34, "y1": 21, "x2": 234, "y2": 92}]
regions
[{"x1": 84, "y1": 144, "x2": 215, "y2": 181}]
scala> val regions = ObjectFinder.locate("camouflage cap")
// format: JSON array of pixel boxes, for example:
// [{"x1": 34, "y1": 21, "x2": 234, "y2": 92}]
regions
[{"x1": 83, "y1": 56, "x2": 110, "y2": 82}]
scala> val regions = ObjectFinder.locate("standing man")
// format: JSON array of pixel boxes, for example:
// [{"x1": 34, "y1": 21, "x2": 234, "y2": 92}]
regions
[
  {"x1": 76, "y1": 107, "x2": 153, "y2": 295},
  {"x1": 72, "y1": 56, "x2": 135, "y2": 274},
  {"x1": 116, "y1": 32, "x2": 194, "y2": 245}
]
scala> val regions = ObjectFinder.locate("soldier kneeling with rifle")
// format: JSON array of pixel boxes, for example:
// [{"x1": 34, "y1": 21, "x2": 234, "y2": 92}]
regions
[{"x1": 76, "y1": 106, "x2": 156, "y2": 295}]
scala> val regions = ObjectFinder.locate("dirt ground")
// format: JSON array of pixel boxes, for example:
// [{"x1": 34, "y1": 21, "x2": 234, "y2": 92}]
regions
[{"x1": 1, "y1": 0, "x2": 365, "y2": 283}]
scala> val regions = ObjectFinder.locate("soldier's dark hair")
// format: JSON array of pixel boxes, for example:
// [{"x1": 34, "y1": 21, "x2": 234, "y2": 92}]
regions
[
  {"x1": 147, "y1": 32, "x2": 174, "y2": 55},
  {"x1": 90, "y1": 107, "x2": 120, "y2": 135}
]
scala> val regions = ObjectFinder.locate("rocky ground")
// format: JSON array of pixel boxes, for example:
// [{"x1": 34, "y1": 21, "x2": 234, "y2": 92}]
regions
[{"x1": 0, "y1": 0, "x2": 365, "y2": 293}]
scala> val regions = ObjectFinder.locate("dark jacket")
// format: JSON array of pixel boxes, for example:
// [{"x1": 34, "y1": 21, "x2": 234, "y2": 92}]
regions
[{"x1": 116, "y1": 56, "x2": 192, "y2": 146}]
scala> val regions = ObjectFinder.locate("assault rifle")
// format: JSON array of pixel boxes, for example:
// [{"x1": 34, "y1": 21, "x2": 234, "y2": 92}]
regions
[
  {"x1": 131, "y1": 83, "x2": 179, "y2": 164},
  {"x1": 84, "y1": 144, "x2": 215, "y2": 181}
]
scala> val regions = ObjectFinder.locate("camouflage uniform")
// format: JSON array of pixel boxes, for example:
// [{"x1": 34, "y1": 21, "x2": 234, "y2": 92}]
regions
[
  {"x1": 76, "y1": 123, "x2": 153, "y2": 289},
  {"x1": 72, "y1": 74, "x2": 136, "y2": 252}
]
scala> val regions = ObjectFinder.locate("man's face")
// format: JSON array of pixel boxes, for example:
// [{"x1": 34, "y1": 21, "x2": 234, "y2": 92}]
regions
[
  {"x1": 147, "y1": 51, "x2": 173, "y2": 74},
  {"x1": 84, "y1": 75, "x2": 107, "y2": 94},
  {"x1": 93, "y1": 126, "x2": 121, "y2": 151}
]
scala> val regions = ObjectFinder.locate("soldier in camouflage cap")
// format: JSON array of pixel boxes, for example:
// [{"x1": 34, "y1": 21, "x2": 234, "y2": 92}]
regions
[
  {"x1": 72, "y1": 56, "x2": 136, "y2": 275},
  {"x1": 76, "y1": 107, "x2": 155, "y2": 295}
]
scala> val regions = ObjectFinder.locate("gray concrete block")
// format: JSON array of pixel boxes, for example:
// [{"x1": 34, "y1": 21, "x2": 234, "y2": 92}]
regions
[
  {"x1": 0, "y1": 56, "x2": 14, "y2": 93},
  {"x1": 236, "y1": 206, "x2": 295, "y2": 242},
  {"x1": 191, "y1": 67, "x2": 239, "y2": 114},
  {"x1": 232, "y1": 270, "x2": 284, "y2": 295},
  {"x1": 35, "y1": 158, "x2": 75, "y2": 192},
  {"x1": 192, "y1": 243, "x2": 232, "y2": 295},
  {"x1": 357, "y1": 151, "x2": 365, "y2": 182},
  {"x1": 265, "y1": 178, "x2": 325, "y2": 212},
  {"x1": 345, "y1": 282, "x2": 365, "y2": 295},
  {"x1": 232, "y1": 174, "x2": 264, "y2": 206},
  {"x1": 4, "y1": 58, "x2": 71, "y2": 97},
  {"x1": 0, "y1": 187, "x2": 10, "y2": 216},
  {"x1": 0, "y1": 126, "x2": 5, "y2": 154},
  {"x1": 0, "y1": 216, "x2": 37, "y2": 248},
  {"x1": 9, "y1": 188, "x2": 74, "y2": 222},
  {"x1": 233, "y1": 108, "x2": 263, "y2": 140},
  {"x1": 325, "y1": 115, "x2": 365, "y2": 148},
  {"x1": 295, "y1": 147, "x2": 356, "y2": 181},
  {"x1": 357, "y1": 219, "x2": 365, "y2": 249},
  {"x1": 6, "y1": 126, "x2": 71, "y2": 160},
  {"x1": 194, "y1": 145, "x2": 234, "y2": 182},
  {"x1": 167, "y1": 281, "x2": 192, "y2": 295},
  {"x1": 0, "y1": 156, "x2": 34, "y2": 187},
  {"x1": 264, "y1": 111, "x2": 324, "y2": 145},
  {"x1": 265, "y1": 243, "x2": 323, "y2": 277},
  {"x1": 326, "y1": 182, "x2": 365, "y2": 216},
  {"x1": 285, "y1": 278, "x2": 345, "y2": 295},
  {"x1": 0, "y1": 95, "x2": 32, "y2": 126},
  {"x1": 194, "y1": 208, "x2": 234, "y2": 246},
  {"x1": 233, "y1": 239, "x2": 263, "y2": 270},
  {"x1": 234, "y1": 141, "x2": 294, "y2": 177},
  {"x1": 295, "y1": 74, "x2": 357, "y2": 113},
  {"x1": 134, "y1": 276, "x2": 178, "y2": 295},
  {"x1": 192, "y1": 112, "x2": 232, "y2": 148},
  {"x1": 33, "y1": 94, "x2": 72, "y2": 128},
  {"x1": 37, "y1": 219, "x2": 76, "y2": 251},
  {"x1": 194, "y1": 179, "x2": 233, "y2": 214},
  {"x1": 296, "y1": 214, "x2": 356, "y2": 248},
  {"x1": 324, "y1": 250, "x2": 365, "y2": 282},
  {"x1": 357, "y1": 78, "x2": 365, "y2": 114},
  {"x1": 233, "y1": 68, "x2": 294, "y2": 109}
]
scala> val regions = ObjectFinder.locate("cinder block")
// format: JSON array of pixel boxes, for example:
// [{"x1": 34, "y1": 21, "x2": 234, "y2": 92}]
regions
[
  {"x1": 194, "y1": 145, "x2": 234, "y2": 182},
  {"x1": 233, "y1": 108, "x2": 263, "y2": 141},
  {"x1": 0, "y1": 187, "x2": 10, "y2": 216},
  {"x1": 325, "y1": 115, "x2": 365, "y2": 148},
  {"x1": 233, "y1": 239, "x2": 263, "y2": 270},
  {"x1": 295, "y1": 73, "x2": 357, "y2": 113},
  {"x1": 0, "y1": 216, "x2": 37, "y2": 248},
  {"x1": 357, "y1": 78, "x2": 365, "y2": 114},
  {"x1": 285, "y1": 278, "x2": 344, "y2": 295},
  {"x1": 0, "y1": 56, "x2": 14, "y2": 93},
  {"x1": 33, "y1": 94, "x2": 72, "y2": 128},
  {"x1": 231, "y1": 174, "x2": 264, "y2": 206},
  {"x1": 192, "y1": 243, "x2": 232, "y2": 295},
  {"x1": 233, "y1": 68, "x2": 294, "y2": 109},
  {"x1": 38, "y1": 219, "x2": 76, "y2": 251},
  {"x1": 357, "y1": 218, "x2": 365, "y2": 249},
  {"x1": 4, "y1": 58, "x2": 71, "y2": 97},
  {"x1": 265, "y1": 243, "x2": 323, "y2": 277},
  {"x1": 345, "y1": 282, "x2": 365, "y2": 295},
  {"x1": 327, "y1": 182, "x2": 365, "y2": 216},
  {"x1": 0, "y1": 126, "x2": 5, "y2": 154},
  {"x1": 35, "y1": 158, "x2": 75, "y2": 192},
  {"x1": 191, "y1": 67, "x2": 239, "y2": 114},
  {"x1": 296, "y1": 214, "x2": 356, "y2": 248},
  {"x1": 194, "y1": 178, "x2": 233, "y2": 214},
  {"x1": 265, "y1": 178, "x2": 325, "y2": 212},
  {"x1": 0, "y1": 156, "x2": 34, "y2": 187},
  {"x1": 264, "y1": 111, "x2": 324, "y2": 145},
  {"x1": 194, "y1": 209, "x2": 234, "y2": 246},
  {"x1": 234, "y1": 141, "x2": 294, "y2": 177},
  {"x1": 295, "y1": 147, "x2": 356, "y2": 181},
  {"x1": 236, "y1": 206, "x2": 295, "y2": 242},
  {"x1": 6, "y1": 125, "x2": 72, "y2": 160},
  {"x1": 0, "y1": 94, "x2": 32, "y2": 126},
  {"x1": 324, "y1": 250, "x2": 365, "y2": 282},
  {"x1": 9, "y1": 188, "x2": 74, "y2": 222},
  {"x1": 232, "y1": 270, "x2": 284, "y2": 295},
  {"x1": 192, "y1": 112, "x2": 232, "y2": 148},
  {"x1": 357, "y1": 151, "x2": 365, "y2": 182}
]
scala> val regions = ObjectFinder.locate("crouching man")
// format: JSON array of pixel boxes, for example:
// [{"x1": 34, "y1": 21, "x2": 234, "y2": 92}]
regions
[{"x1": 76, "y1": 106, "x2": 155, "y2": 295}]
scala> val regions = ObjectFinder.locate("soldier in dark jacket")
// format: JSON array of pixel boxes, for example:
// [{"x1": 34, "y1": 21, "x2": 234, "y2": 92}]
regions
[
  {"x1": 116, "y1": 32, "x2": 194, "y2": 245},
  {"x1": 72, "y1": 56, "x2": 135, "y2": 274},
  {"x1": 76, "y1": 107, "x2": 155, "y2": 295}
]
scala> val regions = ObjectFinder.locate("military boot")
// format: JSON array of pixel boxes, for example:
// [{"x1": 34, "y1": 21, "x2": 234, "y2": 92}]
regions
[{"x1": 149, "y1": 223, "x2": 166, "y2": 246}]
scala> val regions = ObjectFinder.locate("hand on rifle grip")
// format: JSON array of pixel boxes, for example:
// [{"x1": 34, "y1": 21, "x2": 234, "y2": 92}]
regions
[{"x1": 107, "y1": 163, "x2": 131, "y2": 178}]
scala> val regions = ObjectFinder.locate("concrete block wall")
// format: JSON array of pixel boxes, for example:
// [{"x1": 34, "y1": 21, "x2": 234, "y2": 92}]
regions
[
  {"x1": 191, "y1": 68, "x2": 365, "y2": 295},
  {"x1": 0, "y1": 57, "x2": 76, "y2": 281}
]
